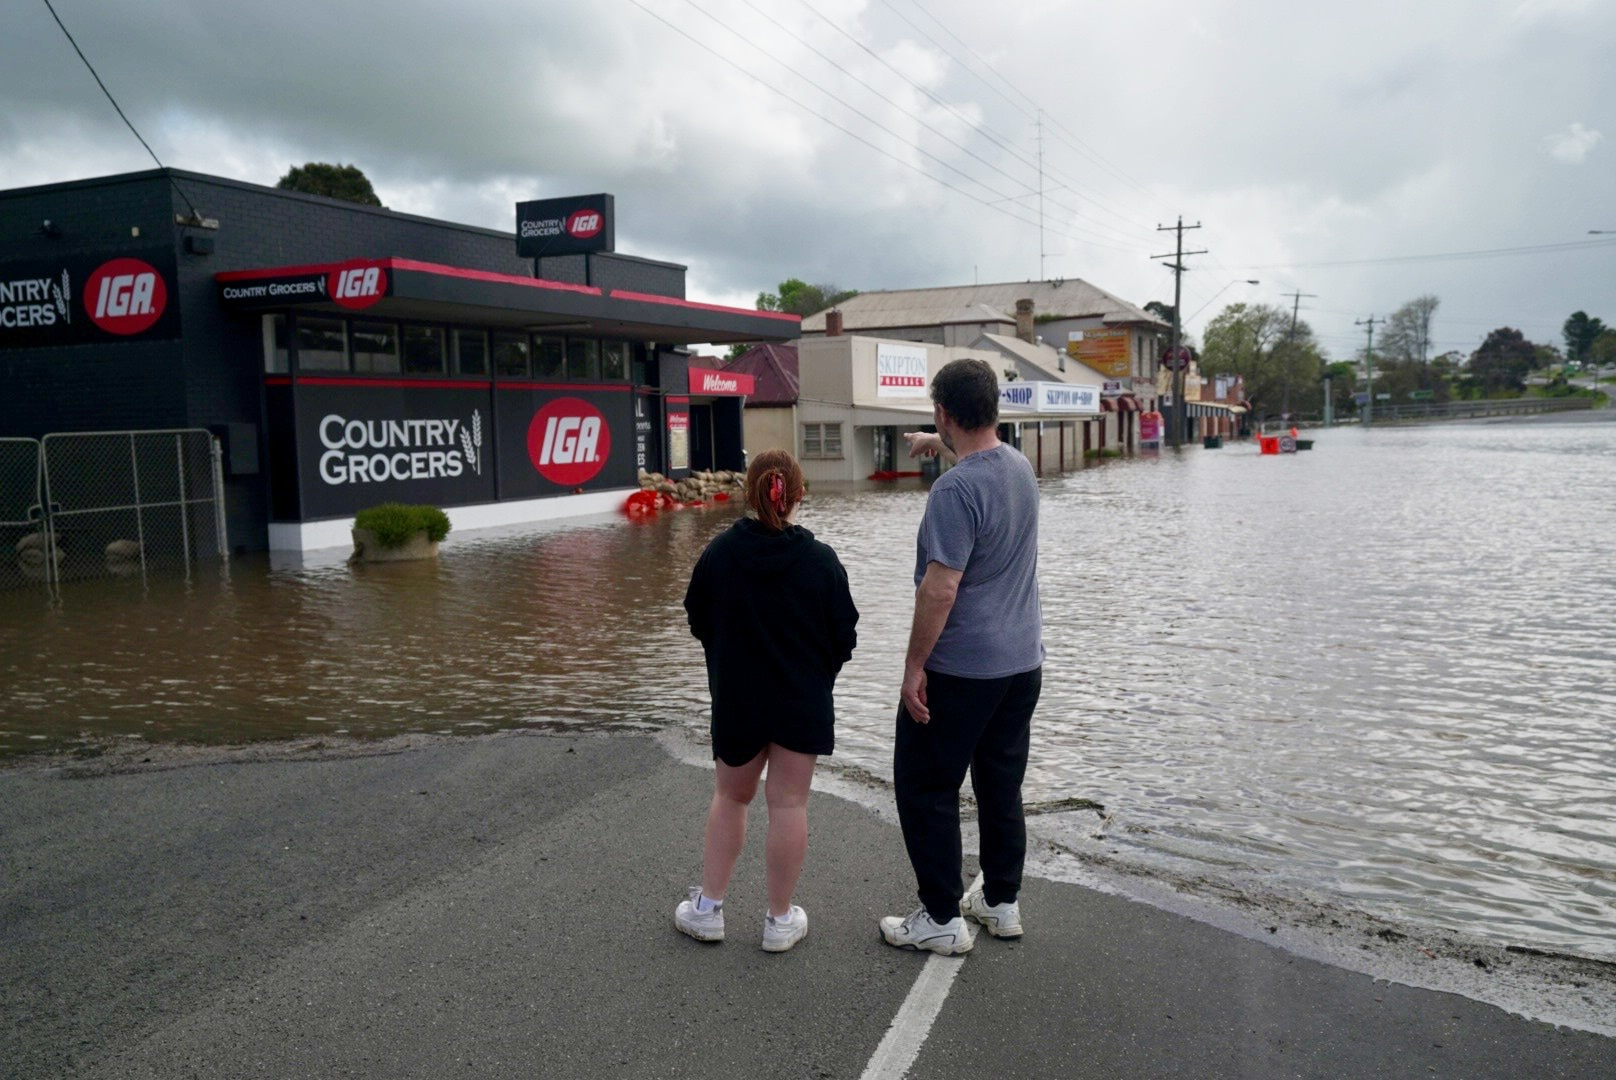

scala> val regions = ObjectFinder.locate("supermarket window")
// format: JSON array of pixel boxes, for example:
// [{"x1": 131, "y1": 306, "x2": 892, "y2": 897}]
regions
[
  {"x1": 532, "y1": 335, "x2": 565, "y2": 379},
  {"x1": 601, "y1": 340, "x2": 629, "y2": 381},
  {"x1": 263, "y1": 314, "x2": 289, "y2": 373},
  {"x1": 567, "y1": 338, "x2": 601, "y2": 381},
  {"x1": 295, "y1": 316, "x2": 347, "y2": 372},
  {"x1": 493, "y1": 332, "x2": 530, "y2": 377},
  {"x1": 402, "y1": 326, "x2": 446, "y2": 375},
  {"x1": 352, "y1": 322, "x2": 400, "y2": 374},
  {"x1": 453, "y1": 329, "x2": 487, "y2": 376}
]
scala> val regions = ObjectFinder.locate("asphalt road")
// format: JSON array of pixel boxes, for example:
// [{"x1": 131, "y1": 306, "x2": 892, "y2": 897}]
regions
[{"x1": 3, "y1": 732, "x2": 1614, "y2": 1079}]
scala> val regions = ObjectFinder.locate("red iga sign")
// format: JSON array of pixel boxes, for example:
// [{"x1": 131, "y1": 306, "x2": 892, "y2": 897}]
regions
[
  {"x1": 527, "y1": 397, "x2": 611, "y2": 486},
  {"x1": 328, "y1": 260, "x2": 389, "y2": 310},
  {"x1": 566, "y1": 208, "x2": 604, "y2": 239},
  {"x1": 84, "y1": 257, "x2": 168, "y2": 335},
  {"x1": 688, "y1": 366, "x2": 755, "y2": 396}
]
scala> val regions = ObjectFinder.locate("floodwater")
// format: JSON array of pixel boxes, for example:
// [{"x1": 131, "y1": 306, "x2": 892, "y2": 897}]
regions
[{"x1": 3, "y1": 412, "x2": 1614, "y2": 963}]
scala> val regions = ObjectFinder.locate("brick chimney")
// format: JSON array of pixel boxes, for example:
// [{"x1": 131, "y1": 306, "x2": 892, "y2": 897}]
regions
[
  {"x1": 825, "y1": 309, "x2": 844, "y2": 336},
  {"x1": 1015, "y1": 298, "x2": 1035, "y2": 344}
]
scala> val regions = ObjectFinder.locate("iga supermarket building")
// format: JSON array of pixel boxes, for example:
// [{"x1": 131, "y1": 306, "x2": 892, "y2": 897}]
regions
[{"x1": 0, "y1": 168, "x2": 792, "y2": 553}]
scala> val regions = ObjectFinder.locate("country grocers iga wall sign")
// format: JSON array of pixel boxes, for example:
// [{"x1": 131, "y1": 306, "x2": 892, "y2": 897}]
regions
[
  {"x1": 0, "y1": 251, "x2": 181, "y2": 347},
  {"x1": 515, "y1": 194, "x2": 615, "y2": 258}
]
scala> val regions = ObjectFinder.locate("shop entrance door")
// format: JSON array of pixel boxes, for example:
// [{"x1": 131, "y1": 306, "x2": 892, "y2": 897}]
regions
[
  {"x1": 872, "y1": 427, "x2": 896, "y2": 473},
  {"x1": 689, "y1": 403, "x2": 715, "y2": 471}
]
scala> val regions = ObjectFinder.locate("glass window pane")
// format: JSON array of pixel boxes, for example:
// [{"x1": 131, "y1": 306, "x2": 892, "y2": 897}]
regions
[
  {"x1": 295, "y1": 316, "x2": 347, "y2": 372},
  {"x1": 566, "y1": 338, "x2": 600, "y2": 381},
  {"x1": 532, "y1": 335, "x2": 565, "y2": 379},
  {"x1": 453, "y1": 330, "x2": 487, "y2": 375},
  {"x1": 601, "y1": 340, "x2": 629, "y2": 381},
  {"x1": 493, "y1": 332, "x2": 530, "y2": 378},
  {"x1": 264, "y1": 314, "x2": 289, "y2": 373},
  {"x1": 402, "y1": 326, "x2": 445, "y2": 374},
  {"x1": 351, "y1": 322, "x2": 399, "y2": 373},
  {"x1": 803, "y1": 424, "x2": 821, "y2": 456},
  {"x1": 825, "y1": 424, "x2": 843, "y2": 456}
]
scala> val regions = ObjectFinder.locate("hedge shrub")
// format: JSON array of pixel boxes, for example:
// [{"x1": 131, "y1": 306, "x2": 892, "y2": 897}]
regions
[{"x1": 353, "y1": 503, "x2": 452, "y2": 548}]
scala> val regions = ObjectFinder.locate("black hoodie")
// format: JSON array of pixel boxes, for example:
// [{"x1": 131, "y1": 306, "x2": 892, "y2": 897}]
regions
[{"x1": 684, "y1": 516, "x2": 859, "y2": 766}]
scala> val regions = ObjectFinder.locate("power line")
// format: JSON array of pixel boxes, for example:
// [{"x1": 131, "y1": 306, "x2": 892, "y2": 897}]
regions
[{"x1": 1242, "y1": 237, "x2": 1616, "y2": 270}]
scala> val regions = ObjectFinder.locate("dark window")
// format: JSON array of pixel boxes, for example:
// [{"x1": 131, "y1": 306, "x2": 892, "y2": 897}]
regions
[
  {"x1": 352, "y1": 322, "x2": 400, "y2": 373},
  {"x1": 532, "y1": 335, "x2": 565, "y2": 379},
  {"x1": 453, "y1": 330, "x2": 487, "y2": 375},
  {"x1": 493, "y1": 332, "x2": 530, "y2": 377},
  {"x1": 295, "y1": 317, "x2": 347, "y2": 372},
  {"x1": 567, "y1": 338, "x2": 600, "y2": 381},
  {"x1": 264, "y1": 314, "x2": 290, "y2": 373},
  {"x1": 402, "y1": 326, "x2": 446, "y2": 374},
  {"x1": 601, "y1": 340, "x2": 629, "y2": 381}
]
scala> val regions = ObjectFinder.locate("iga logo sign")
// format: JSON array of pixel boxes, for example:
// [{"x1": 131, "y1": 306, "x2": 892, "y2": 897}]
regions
[
  {"x1": 565, "y1": 209, "x2": 603, "y2": 239},
  {"x1": 527, "y1": 397, "x2": 611, "y2": 486},
  {"x1": 327, "y1": 261, "x2": 388, "y2": 310},
  {"x1": 84, "y1": 258, "x2": 166, "y2": 335}
]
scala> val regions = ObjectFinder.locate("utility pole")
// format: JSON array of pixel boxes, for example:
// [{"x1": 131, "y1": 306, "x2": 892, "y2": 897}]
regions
[
  {"x1": 1356, "y1": 315, "x2": 1380, "y2": 425},
  {"x1": 1153, "y1": 217, "x2": 1206, "y2": 448},
  {"x1": 1279, "y1": 289, "x2": 1316, "y2": 419}
]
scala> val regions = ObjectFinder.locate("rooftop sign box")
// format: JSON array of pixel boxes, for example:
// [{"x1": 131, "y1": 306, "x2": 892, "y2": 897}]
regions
[{"x1": 516, "y1": 194, "x2": 615, "y2": 258}]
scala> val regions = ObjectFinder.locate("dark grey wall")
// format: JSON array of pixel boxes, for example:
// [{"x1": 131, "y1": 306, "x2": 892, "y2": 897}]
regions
[{"x1": 534, "y1": 253, "x2": 685, "y2": 298}]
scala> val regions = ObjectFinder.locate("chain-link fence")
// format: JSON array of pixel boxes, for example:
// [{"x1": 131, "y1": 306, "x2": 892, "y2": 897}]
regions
[
  {"x1": 0, "y1": 438, "x2": 47, "y2": 590},
  {"x1": 31, "y1": 429, "x2": 227, "y2": 587}
]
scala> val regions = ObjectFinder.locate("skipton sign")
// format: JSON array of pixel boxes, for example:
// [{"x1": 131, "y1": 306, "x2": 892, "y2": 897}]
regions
[{"x1": 516, "y1": 194, "x2": 615, "y2": 258}]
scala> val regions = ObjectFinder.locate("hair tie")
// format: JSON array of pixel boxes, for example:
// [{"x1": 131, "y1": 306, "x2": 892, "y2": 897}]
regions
[{"x1": 769, "y1": 473, "x2": 786, "y2": 513}]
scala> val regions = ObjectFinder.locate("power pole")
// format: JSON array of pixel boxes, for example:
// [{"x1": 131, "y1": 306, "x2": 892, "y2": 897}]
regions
[
  {"x1": 1153, "y1": 217, "x2": 1206, "y2": 448},
  {"x1": 1356, "y1": 315, "x2": 1380, "y2": 425},
  {"x1": 1279, "y1": 289, "x2": 1316, "y2": 418}
]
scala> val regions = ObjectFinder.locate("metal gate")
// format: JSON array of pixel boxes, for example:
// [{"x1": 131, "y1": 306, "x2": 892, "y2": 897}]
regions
[
  {"x1": 4, "y1": 429, "x2": 228, "y2": 590},
  {"x1": 0, "y1": 438, "x2": 46, "y2": 590}
]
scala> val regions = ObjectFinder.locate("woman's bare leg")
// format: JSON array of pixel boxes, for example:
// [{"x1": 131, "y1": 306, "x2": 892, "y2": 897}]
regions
[
  {"x1": 701, "y1": 750, "x2": 767, "y2": 900},
  {"x1": 763, "y1": 746, "x2": 818, "y2": 917}
]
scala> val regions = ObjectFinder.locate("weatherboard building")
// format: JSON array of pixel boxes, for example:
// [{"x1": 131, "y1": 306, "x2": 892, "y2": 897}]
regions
[{"x1": 0, "y1": 168, "x2": 792, "y2": 555}]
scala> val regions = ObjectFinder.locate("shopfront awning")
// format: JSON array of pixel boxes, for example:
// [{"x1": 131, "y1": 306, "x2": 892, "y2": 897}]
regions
[{"x1": 215, "y1": 257, "x2": 799, "y2": 345}]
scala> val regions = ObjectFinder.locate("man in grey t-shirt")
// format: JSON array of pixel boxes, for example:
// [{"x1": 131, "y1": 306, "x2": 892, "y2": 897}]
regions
[{"x1": 879, "y1": 358, "x2": 1044, "y2": 955}]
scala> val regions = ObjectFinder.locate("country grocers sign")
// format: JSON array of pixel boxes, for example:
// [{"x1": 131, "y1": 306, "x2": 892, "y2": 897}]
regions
[
  {"x1": 0, "y1": 251, "x2": 180, "y2": 347},
  {"x1": 216, "y1": 259, "x2": 390, "y2": 311},
  {"x1": 515, "y1": 193, "x2": 616, "y2": 258},
  {"x1": 316, "y1": 409, "x2": 485, "y2": 486}
]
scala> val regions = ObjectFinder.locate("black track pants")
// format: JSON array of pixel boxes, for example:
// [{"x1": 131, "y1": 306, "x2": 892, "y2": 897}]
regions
[{"x1": 894, "y1": 666, "x2": 1042, "y2": 923}]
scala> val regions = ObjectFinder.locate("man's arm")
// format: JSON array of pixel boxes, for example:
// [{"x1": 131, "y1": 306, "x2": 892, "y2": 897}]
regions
[
  {"x1": 901, "y1": 561, "x2": 963, "y2": 724},
  {"x1": 903, "y1": 431, "x2": 956, "y2": 466}
]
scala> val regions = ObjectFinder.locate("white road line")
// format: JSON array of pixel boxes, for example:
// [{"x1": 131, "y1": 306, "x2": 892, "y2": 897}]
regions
[{"x1": 859, "y1": 874, "x2": 983, "y2": 1080}]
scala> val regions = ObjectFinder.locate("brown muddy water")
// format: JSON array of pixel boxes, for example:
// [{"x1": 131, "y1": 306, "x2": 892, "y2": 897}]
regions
[{"x1": 3, "y1": 413, "x2": 1614, "y2": 964}]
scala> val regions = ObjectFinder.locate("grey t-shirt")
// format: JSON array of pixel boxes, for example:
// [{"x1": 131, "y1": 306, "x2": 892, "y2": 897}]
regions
[{"x1": 913, "y1": 442, "x2": 1044, "y2": 678}]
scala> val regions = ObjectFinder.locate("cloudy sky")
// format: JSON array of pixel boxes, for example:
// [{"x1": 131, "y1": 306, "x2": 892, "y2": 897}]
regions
[{"x1": 4, "y1": 0, "x2": 1613, "y2": 359}]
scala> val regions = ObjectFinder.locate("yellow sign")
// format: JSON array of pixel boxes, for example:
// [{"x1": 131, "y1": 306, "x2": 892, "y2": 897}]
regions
[{"x1": 1066, "y1": 328, "x2": 1130, "y2": 378}]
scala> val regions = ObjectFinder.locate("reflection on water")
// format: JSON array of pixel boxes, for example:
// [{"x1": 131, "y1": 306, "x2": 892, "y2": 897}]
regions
[{"x1": 2, "y1": 413, "x2": 1614, "y2": 960}]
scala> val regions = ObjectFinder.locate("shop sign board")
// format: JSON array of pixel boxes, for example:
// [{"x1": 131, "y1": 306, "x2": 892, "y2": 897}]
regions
[
  {"x1": 688, "y1": 365, "x2": 755, "y2": 396},
  {"x1": 295, "y1": 384, "x2": 497, "y2": 518},
  {"x1": 1140, "y1": 411, "x2": 1163, "y2": 441},
  {"x1": 634, "y1": 392, "x2": 660, "y2": 473},
  {"x1": 667, "y1": 407, "x2": 690, "y2": 471},
  {"x1": 217, "y1": 259, "x2": 392, "y2": 310},
  {"x1": 1, "y1": 250, "x2": 180, "y2": 348},
  {"x1": 999, "y1": 382, "x2": 1036, "y2": 412},
  {"x1": 1067, "y1": 327, "x2": 1131, "y2": 378},
  {"x1": 876, "y1": 342, "x2": 929, "y2": 398},
  {"x1": 516, "y1": 194, "x2": 615, "y2": 257},
  {"x1": 1038, "y1": 383, "x2": 1099, "y2": 413},
  {"x1": 1101, "y1": 380, "x2": 1123, "y2": 397},
  {"x1": 493, "y1": 386, "x2": 635, "y2": 498}
]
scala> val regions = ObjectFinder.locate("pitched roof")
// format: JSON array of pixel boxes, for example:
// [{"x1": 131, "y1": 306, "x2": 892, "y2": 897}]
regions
[
  {"x1": 721, "y1": 343, "x2": 798, "y2": 405},
  {"x1": 975, "y1": 333, "x2": 1115, "y2": 386},
  {"x1": 800, "y1": 279, "x2": 1168, "y2": 333}
]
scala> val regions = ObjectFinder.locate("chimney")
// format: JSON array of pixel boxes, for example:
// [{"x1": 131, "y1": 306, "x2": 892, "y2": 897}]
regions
[
  {"x1": 825, "y1": 309, "x2": 844, "y2": 337},
  {"x1": 1015, "y1": 298, "x2": 1035, "y2": 344}
]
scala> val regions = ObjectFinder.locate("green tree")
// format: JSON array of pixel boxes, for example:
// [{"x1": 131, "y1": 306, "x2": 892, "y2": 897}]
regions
[
  {"x1": 1588, "y1": 329, "x2": 1616, "y2": 370},
  {"x1": 276, "y1": 163, "x2": 384, "y2": 207},
  {"x1": 1468, "y1": 327, "x2": 1537, "y2": 394},
  {"x1": 1562, "y1": 311, "x2": 1607, "y2": 363},
  {"x1": 1201, "y1": 302, "x2": 1324, "y2": 416},
  {"x1": 756, "y1": 278, "x2": 858, "y2": 317}
]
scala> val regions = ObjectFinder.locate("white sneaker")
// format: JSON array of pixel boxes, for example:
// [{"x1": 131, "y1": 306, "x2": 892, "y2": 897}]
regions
[
  {"x1": 879, "y1": 907, "x2": 974, "y2": 955},
  {"x1": 762, "y1": 905, "x2": 808, "y2": 953},
  {"x1": 675, "y1": 887, "x2": 724, "y2": 942},
  {"x1": 961, "y1": 888, "x2": 1023, "y2": 938}
]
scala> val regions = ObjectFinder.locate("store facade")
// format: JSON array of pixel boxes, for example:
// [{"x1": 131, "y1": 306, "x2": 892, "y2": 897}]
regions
[{"x1": 0, "y1": 169, "x2": 794, "y2": 552}]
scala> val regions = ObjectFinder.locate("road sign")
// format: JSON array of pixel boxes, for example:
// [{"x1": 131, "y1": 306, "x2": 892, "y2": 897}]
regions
[
  {"x1": 1161, "y1": 345, "x2": 1193, "y2": 371},
  {"x1": 1408, "y1": 390, "x2": 1434, "y2": 400}
]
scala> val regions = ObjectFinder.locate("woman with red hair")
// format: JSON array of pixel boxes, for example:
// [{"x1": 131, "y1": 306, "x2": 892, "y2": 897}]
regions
[{"x1": 677, "y1": 449, "x2": 859, "y2": 952}]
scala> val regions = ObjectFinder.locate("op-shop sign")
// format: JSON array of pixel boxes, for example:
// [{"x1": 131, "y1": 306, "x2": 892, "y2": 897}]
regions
[
  {"x1": 516, "y1": 194, "x2": 616, "y2": 258},
  {"x1": 999, "y1": 381, "x2": 1101, "y2": 415},
  {"x1": 0, "y1": 251, "x2": 180, "y2": 348}
]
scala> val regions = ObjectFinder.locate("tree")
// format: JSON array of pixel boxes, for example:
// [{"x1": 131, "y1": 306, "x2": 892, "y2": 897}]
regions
[
  {"x1": 1468, "y1": 327, "x2": 1538, "y2": 393},
  {"x1": 1588, "y1": 329, "x2": 1616, "y2": 370},
  {"x1": 1144, "y1": 300, "x2": 1176, "y2": 326},
  {"x1": 276, "y1": 163, "x2": 384, "y2": 207},
  {"x1": 1201, "y1": 302, "x2": 1325, "y2": 416},
  {"x1": 1562, "y1": 311, "x2": 1607, "y2": 363},
  {"x1": 756, "y1": 278, "x2": 858, "y2": 317},
  {"x1": 1378, "y1": 295, "x2": 1440, "y2": 366}
]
